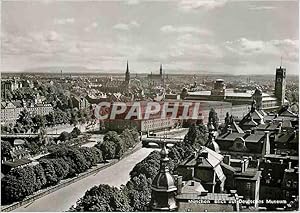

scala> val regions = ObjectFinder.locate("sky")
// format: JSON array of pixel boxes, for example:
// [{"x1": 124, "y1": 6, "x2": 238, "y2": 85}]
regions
[{"x1": 1, "y1": 0, "x2": 299, "y2": 75}]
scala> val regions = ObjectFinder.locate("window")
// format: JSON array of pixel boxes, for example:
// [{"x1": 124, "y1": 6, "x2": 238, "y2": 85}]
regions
[
  {"x1": 286, "y1": 180, "x2": 291, "y2": 188},
  {"x1": 293, "y1": 181, "x2": 298, "y2": 188},
  {"x1": 246, "y1": 182, "x2": 251, "y2": 190}
]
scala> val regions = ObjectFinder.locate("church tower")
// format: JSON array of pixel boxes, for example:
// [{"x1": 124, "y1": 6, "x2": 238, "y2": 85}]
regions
[
  {"x1": 275, "y1": 66, "x2": 286, "y2": 106},
  {"x1": 150, "y1": 143, "x2": 177, "y2": 211},
  {"x1": 125, "y1": 60, "x2": 130, "y2": 84}
]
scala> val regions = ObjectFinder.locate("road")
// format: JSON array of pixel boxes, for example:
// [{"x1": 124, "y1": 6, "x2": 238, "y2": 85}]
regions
[{"x1": 13, "y1": 147, "x2": 156, "y2": 212}]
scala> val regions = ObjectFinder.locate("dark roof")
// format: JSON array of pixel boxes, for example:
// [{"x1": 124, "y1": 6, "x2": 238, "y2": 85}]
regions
[
  {"x1": 257, "y1": 123, "x2": 279, "y2": 131},
  {"x1": 275, "y1": 133, "x2": 295, "y2": 143},
  {"x1": 221, "y1": 162, "x2": 237, "y2": 173},
  {"x1": 232, "y1": 121, "x2": 244, "y2": 133},
  {"x1": 176, "y1": 192, "x2": 236, "y2": 201},
  {"x1": 244, "y1": 134, "x2": 265, "y2": 143},
  {"x1": 181, "y1": 180, "x2": 206, "y2": 194},
  {"x1": 217, "y1": 132, "x2": 245, "y2": 141}
]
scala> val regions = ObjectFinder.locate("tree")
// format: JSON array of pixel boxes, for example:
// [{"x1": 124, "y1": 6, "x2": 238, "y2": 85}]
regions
[
  {"x1": 70, "y1": 184, "x2": 132, "y2": 212},
  {"x1": 58, "y1": 131, "x2": 70, "y2": 142},
  {"x1": 71, "y1": 127, "x2": 81, "y2": 138},
  {"x1": 98, "y1": 140, "x2": 116, "y2": 160},
  {"x1": 32, "y1": 114, "x2": 46, "y2": 131},
  {"x1": 208, "y1": 108, "x2": 219, "y2": 129},
  {"x1": 129, "y1": 151, "x2": 161, "y2": 180},
  {"x1": 97, "y1": 131, "x2": 125, "y2": 159},
  {"x1": 7, "y1": 166, "x2": 37, "y2": 199},
  {"x1": 123, "y1": 174, "x2": 152, "y2": 211},
  {"x1": 79, "y1": 147, "x2": 104, "y2": 167},
  {"x1": 1, "y1": 140, "x2": 12, "y2": 161},
  {"x1": 184, "y1": 124, "x2": 208, "y2": 147},
  {"x1": 33, "y1": 164, "x2": 47, "y2": 191},
  {"x1": 1, "y1": 175, "x2": 26, "y2": 204},
  {"x1": 39, "y1": 159, "x2": 59, "y2": 186},
  {"x1": 120, "y1": 129, "x2": 135, "y2": 149},
  {"x1": 50, "y1": 158, "x2": 70, "y2": 181}
]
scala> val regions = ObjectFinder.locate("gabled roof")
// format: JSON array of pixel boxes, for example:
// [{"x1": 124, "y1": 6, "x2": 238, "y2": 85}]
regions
[
  {"x1": 275, "y1": 132, "x2": 296, "y2": 143},
  {"x1": 217, "y1": 132, "x2": 245, "y2": 141},
  {"x1": 181, "y1": 180, "x2": 206, "y2": 194},
  {"x1": 279, "y1": 108, "x2": 298, "y2": 118},
  {"x1": 180, "y1": 146, "x2": 224, "y2": 168},
  {"x1": 244, "y1": 133, "x2": 265, "y2": 143},
  {"x1": 232, "y1": 121, "x2": 244, "y2": 133},
  {"x1": 242, "y1": 118, "x2": 258, "y2": 126}
]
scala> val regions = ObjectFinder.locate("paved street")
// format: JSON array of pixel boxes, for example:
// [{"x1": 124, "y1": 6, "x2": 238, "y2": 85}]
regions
[{"x1": 13, "y1": 147, "x2": 156, "y2": 212}]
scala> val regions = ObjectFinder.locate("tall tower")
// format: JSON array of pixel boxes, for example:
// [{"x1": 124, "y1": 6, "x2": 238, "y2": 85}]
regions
[
  {"x1": 160, "y1": 64, "x2": 163, "y2": 77},
  {"x1": 125, "y1": 60, "x2": 130, "y2": 84},
  {"x1": 275, "y1": 66, "x2": 286, "y2": 106},
  {"x1": 150, "y1": 143, "x2": 177, "y2": 211}
]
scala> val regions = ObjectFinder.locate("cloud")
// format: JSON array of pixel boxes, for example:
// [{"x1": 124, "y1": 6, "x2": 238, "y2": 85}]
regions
[
  {"x1": 84, "y1": 22, "x2": 98, "y2": 32},
  {"x1": 178, "y1": 0, "x2": 227, "y2": 11},
  {"x1": 2, "y1": 31, "x2": 65, "y2": 56},
  {"x1": 113, "y1": 23, "x2": 130, "y2": 31},
  {"x1": 125, "y1": 0, "x2": 141, "y2": 5},
  {"x1": 249, "y1": 6, "x2": 276, "y2": 10},
  {"x1": 54, "y1": 18, "x2": 74, "y2": 25},
  {"x1": 160, "y1": 33, "x2": 223, "y2": 61},
  {"x1": 113, "y1": 21, "x2": 140, "y2": 31},
  {"x1": 160, "y1": 25, "x2": 212, "y2": 36},
  {"x1": 224, "y1": 38, "x2": 299, "y2": 62}
]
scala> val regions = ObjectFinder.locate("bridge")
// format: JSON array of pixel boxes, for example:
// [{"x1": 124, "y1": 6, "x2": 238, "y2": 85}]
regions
[{"x1": 142, "y1": 136, "x2": 183, "y2": 147}]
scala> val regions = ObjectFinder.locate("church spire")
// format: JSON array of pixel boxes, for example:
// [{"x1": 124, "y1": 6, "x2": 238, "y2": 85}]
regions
[
  {"x1": 125, "y1": 60, "x2": 130, "y2": 83},
  {"x1": 160, "y1": 64, "x2": 163, "y2": 76}
]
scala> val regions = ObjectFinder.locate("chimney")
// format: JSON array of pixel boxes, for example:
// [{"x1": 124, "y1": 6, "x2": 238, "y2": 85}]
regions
[
  {"x1": 228, "y1": 128, "x2": 233, "y2": 134},
  {"x1": 280, "y1": 159, "x2": 284, "y2": 164},
  {"x1": 197, "y1": 157, "x2": 204, "y2": 164},
  {"x1": 251, "y1": 128, "x2": 256, "y2": 134},
  {"x1": 193, "y1": 151, "x2": 197, "y2": 159},
  {"x1": 240, "y1": 160, "x2": 245, "y2": 173},
  {"x1": 200, "y1": 150, "x2": 208, "y2": 159},
  {"x1": 245, "y1": 130, "x2": 251, "y2": 137},
  {"x1": 223, "y1": 155, "x2": 231, "y2": 165},
  {"x1": 262, "y1": 131, "x2": 270, "y2": 157},
  {"x1": 174, "y1": 175, "x2": 183, "y2": 195},
  {"x1": 288, "y1": 162, "x2": 292, "y2": 170}
]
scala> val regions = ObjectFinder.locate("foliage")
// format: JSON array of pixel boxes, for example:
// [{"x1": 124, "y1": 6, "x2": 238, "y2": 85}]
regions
[
  {"x1": 70, "y1": 184, "x2": 132, "y2": 212},
  {"x1": 184, "y1": 123, "x2": 208, "y2": 147},
  {"x1": 1, "y1": 140, "x2": 12, "y2": 161},
  {"x1": 208, "y1": 108, "x2": 219, "y2": 129},
  {"x1": 58, "y1": 131, "x2": 70, "y2": 142},
  {"x1": 123, "y1": 174, "x2": 152, "y2": 211},
  {"x1": 33, "y1": 164, "x2": 47, "y2": 191}
]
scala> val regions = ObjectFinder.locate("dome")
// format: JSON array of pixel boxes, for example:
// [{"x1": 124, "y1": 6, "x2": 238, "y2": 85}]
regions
[{"x1": 151, "y1": 172, "x2": 177, "y2": 192}]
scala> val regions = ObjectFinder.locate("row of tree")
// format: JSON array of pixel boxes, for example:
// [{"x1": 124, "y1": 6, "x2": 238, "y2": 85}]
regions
[
  {"x1": 1, "y1": 128, "x2": 140, "y2": 205},
  {"x1": 1, "y1": 145, "x2": 104, "y2": 205}
]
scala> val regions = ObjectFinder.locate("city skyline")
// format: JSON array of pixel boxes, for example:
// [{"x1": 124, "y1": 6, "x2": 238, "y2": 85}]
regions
[{"x1": 1, "y1": 0, "x2": 299, "y2": 75}]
